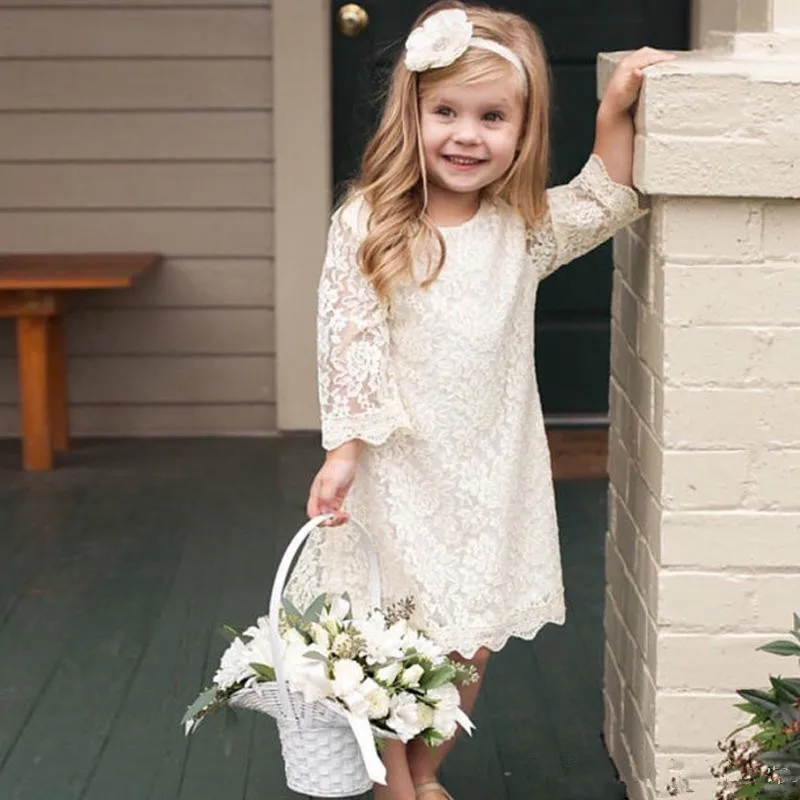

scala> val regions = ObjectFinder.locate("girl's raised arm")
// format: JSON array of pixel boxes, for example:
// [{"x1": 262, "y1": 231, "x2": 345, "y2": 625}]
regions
[
  {"x1": 592, "y1": 47, "x2": 676, "y2": 186},
  {"x1": 531, "y1": 47, "x2": 675, "y2": 279}
]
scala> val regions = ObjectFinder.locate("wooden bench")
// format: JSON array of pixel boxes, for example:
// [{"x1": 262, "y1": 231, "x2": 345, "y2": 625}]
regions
[{"x1": 0, "y1": 253, "x2": 161, "y2": 471}]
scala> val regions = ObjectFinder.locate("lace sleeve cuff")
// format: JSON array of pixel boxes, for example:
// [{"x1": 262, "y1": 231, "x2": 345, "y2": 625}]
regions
[
  {"x1": 582, "y1": 153, "x2": 647, "y2": 227},
  {"x1": 322, "y1": 406, "x2": 413, "y2": 451},
  {"x1": 535, "y1": 153, "x2": 649, "y2": 277}
]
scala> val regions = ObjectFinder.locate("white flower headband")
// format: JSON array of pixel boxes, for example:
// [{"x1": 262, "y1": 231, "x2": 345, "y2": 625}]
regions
[{"x1": 404, "y1": 8, "x2": 527, "y2": 88}]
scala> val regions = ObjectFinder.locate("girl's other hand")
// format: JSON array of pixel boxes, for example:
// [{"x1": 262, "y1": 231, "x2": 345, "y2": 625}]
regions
[
  {"x1": 306, "y1": 440, "x2": 362, "y2": 526},
  {"x1": 600, "y1": 47, "x2": 676, "y2": 118}
]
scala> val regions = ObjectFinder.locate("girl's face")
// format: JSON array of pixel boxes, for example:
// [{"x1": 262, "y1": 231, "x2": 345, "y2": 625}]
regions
[{"x1": 419, "y1": 73, "x2": 525, "y2": 214}]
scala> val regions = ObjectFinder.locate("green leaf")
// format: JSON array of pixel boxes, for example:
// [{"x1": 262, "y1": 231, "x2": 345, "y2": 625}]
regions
[
  {"x1": 303, "y1": 650, "x2": 328, "y2": 663},
  {"x1": 420, "y1": 664, "x2": 456, "y2": 691},
  {"x1": 739, "y1": 689, "x2": 780, "y2": 716},
  {"x1": 303, "y1": 594, "x2": 328, "y2": 623},
  {"x1": 760, "y1": 750, "x2": 800, "y2": 767},
  {"x1": 778, "y1": 677, "x2": 800, "y2": 695},
  {"x1": 250, "y1": 662, "x2": 276, "y2": 681},
  {"x1": 736, "y1": 779, "x2": 769, "y2": 799},
  {"x1": 221, "y1": 624, "x2": 241, "y2": 641},
  {"x1": 760, "y1": 640, "x2": 800, "y2": 657},
  {"x1": 283, "y1": 597, "x2": 304, "y2": 621},
  {"x1": 181, "y1": 687, "x2": 219, "y2": 725},
  {"x1": 772, "y1": 676, "x2": 800, "y2": 703}
]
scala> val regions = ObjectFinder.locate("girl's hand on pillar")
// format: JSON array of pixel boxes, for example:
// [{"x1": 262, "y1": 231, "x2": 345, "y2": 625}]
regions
[{"x1": 599, "y1": 46, "x2": 675, "y2": 117}]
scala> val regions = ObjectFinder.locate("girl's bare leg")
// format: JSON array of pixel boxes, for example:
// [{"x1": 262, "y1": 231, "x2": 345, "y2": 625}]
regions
[
  {"x1": 373, "y1": 739, "x2": 416, "y2": 800},
  {"x1": 406, "y1": 647, "x2": 492, "y2": 792}
]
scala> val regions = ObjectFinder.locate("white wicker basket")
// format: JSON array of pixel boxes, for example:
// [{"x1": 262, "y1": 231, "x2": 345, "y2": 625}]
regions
[{"x1": 228, "y1": 514, "x2": 385, "y2": 798}]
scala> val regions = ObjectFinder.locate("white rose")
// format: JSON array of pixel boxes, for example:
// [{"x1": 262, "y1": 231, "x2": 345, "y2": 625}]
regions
[
  {"x1": 344, "y1": 678, "x2": 391, "y2": 720},
  {"x1": 387, "y1": 692, "x2": 424, "y2": 742},
  {"x1": 400, "y1": 664, "x2": 425, "y2": 688},
  {"x1": 366, "y1": 685, "x2": 391, "y2": 720},
  {"x1": 404, "y1": 8, "x2": 473, "y2": 72},
  {"x1": 331, "y1": 659, "x2": 365, "y2": 697},
  {"x1": 416, "y1": 701, "x2": 436, "y2": 730},
  {"x1": 375, "y1": 662, "x2": 402, "y2": 686}
]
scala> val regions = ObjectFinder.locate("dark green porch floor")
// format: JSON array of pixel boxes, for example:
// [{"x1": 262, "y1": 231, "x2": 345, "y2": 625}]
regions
[{"x1": 0, "y1": 437, "x2": 625, "y2": 800}]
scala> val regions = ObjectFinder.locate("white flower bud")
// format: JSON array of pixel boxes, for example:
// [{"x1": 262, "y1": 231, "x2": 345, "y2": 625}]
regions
[
  {"x1": 401, "y1": 664, "x2": 425, "y2": 688},
  {"x1": 375, "y1": 662, "x2": 402, "y2": 685}
]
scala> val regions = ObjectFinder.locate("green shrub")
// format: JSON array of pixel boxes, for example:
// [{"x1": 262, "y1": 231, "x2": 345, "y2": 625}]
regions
[{"x1": 714, "y1": 614, "x2": 800, "y2": 799}]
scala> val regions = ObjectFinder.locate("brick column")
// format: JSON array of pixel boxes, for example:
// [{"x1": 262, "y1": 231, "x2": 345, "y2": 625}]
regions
[
  {"x1": 774, "y1": 0, "x2": 800, "y2": 31},
  {"x1": 600, "y1": 23, "x2": 800, "y2": 800}
]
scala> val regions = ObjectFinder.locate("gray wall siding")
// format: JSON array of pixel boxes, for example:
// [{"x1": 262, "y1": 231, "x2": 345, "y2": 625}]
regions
[{"x1": 0, "y1": 1, "x2": 275, "y2": 436}]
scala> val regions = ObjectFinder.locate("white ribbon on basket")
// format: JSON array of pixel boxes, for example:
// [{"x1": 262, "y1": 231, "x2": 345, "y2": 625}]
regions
[{"x1": 267, "y1": 513, "x2": 389, "y2": 785}]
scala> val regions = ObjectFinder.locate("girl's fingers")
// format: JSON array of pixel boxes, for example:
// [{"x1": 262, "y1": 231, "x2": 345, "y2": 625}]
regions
[
  {"x1": 315, "y1": 478, "x2": 348, "y2": 526},
  {"x1": 619, "y1": 48, "x2": 673, "y2": 73},
  {"x1": 631, "y1": 48, "x2": 676, "y2": 69},
  {"x1": 307, "y1": 458, "x2": 356, "y2": 526}
]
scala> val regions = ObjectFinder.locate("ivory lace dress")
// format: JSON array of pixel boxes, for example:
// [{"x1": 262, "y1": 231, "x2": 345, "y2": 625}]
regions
[{"x1": 288, "y1": 155, "x2": 644, "y2": 657}]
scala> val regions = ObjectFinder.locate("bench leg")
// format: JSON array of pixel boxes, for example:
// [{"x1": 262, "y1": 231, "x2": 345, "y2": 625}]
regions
[
  {"x1": 16, "y1": 316, "x2": 53, "y2": 471},
  {"x1": 48, "y1": 315, "x2": 70, "y2": 452}
]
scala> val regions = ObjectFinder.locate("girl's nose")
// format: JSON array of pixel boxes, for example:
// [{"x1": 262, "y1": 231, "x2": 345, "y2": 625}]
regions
[{"x1": 453, "y1": 120, "x2": 480, "y2": 144}]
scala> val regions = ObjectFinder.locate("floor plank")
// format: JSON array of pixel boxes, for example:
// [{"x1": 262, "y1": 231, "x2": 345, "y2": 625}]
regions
[{"x1": 0, "y1": 436, "x2": 625, "y2": 800}]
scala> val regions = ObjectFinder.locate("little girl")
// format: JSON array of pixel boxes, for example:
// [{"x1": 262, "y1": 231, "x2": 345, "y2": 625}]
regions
[{"x1": 290, "y1": 2, "x2": 673, "y2": 798}]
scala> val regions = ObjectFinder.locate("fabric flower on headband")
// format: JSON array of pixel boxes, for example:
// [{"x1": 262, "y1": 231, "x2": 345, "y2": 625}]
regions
[{"x1": 404, "y1": 8, "x2": 473, "y2": 72}]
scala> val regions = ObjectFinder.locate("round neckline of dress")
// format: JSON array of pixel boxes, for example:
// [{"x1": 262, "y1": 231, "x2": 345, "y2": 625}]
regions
[{"x1": 434, "y1": 198, "x2": 489, "y2": 234}]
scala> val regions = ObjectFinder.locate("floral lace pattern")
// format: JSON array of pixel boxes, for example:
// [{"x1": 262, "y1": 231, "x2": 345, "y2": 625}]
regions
[{"x1": 287, "y1": 155, "x2": 644, "y2": 658}]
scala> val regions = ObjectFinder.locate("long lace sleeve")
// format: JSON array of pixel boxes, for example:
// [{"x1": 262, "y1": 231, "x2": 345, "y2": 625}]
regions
[
  {"x1": 317, "y1": 201, "x2": 413, "y2": 451},
  {"x1": 530, "y1": 153, "x2": 646, "y2": 280}
]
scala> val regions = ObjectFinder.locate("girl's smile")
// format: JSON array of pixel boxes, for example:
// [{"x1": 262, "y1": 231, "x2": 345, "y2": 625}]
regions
[{"x1": 441, "y1": 154, "x2": 487, "y2": 169}]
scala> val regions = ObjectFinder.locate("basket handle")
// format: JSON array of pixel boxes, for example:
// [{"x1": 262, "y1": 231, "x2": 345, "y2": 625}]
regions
[{"x1": 267, "y1": 513, "x2": 381, "y2": 714}]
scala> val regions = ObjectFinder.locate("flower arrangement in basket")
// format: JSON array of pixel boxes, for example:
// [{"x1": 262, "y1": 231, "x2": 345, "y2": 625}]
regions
[
  {"x1": 712, "y1": 613, "x2": 800, "y2": 799},
  {"x1": 181, "y1": 515, "x2": 477, "y2": 798}
]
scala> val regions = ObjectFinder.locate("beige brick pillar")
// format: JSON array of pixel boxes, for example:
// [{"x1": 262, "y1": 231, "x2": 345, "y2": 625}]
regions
[
  {"x1": 774, "y1": 0, "x2": 800, "y2": 32},
  {"x1": 600, "y1": 12, "x2": 800, "y2": 799}
]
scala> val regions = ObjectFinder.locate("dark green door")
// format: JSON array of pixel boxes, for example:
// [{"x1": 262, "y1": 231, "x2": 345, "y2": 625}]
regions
[{"x1": 331, "y1": 1, "x2": 689, "y2": 420}]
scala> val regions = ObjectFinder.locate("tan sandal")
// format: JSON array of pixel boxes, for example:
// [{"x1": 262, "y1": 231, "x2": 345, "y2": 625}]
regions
[{"x1": 415, "y1": 782, "x2": 455, "y2": 800}]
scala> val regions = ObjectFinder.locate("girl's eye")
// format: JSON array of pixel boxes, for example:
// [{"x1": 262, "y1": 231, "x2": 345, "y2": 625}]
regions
[
  {"x1": 434, "y1": 106, "x2": 455, "y2": 118},
  {"x1": 483, "y1": 111, "x2": 505, "y2": 122}
]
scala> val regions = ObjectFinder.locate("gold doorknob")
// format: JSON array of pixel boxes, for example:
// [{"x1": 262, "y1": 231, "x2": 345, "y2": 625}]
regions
[{"x1": 337, "y1": 3, "x2": 369, "y2": 37}]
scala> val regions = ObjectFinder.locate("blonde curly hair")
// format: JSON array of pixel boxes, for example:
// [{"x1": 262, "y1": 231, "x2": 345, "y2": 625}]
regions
[{"x1": 349, "y1": 1, "x2": 551, "y2": 301}]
